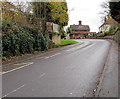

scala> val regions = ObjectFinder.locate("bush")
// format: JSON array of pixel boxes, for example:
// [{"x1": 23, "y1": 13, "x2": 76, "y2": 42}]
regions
[
  {"x1": 2, "y1": 20, "x2": 51, "y2": 58},
  {"x1": 47, "y1": 39, "x2": 55, "y2": 48},
  {"x1": 2, "y1": 33, "x2": 20, "y2": 57},
  {"x1": 2, "y1": 32, "x2": 35, "y2": 57},
  {"x1": 33, "y1": 31, "x2": 48, "y2": 51},
  {"x1": 17, "y1": 32, "x2": 35, "y2": 54}
]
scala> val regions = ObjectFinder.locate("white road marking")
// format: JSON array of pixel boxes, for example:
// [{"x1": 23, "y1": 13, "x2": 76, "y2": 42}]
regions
[
  {"x1": 2, "y1": 84, "x2": 26, "y2": 98},
  {"x1": 66, "y1": 41, "x2": 93, "y2": 52},
  {"x1": 44, "y1": 56, "x2": 50, "y2": 59},
  {"x1": 1, "y1": 62, "x2": 34, "y2": 75},
  {"x1": 94, "y1": 89, "x2": 96, "y2": 92},
  {"x1": 44, "y1": 53, "x2": 61, "y2": 59},
  {"x1": 35, "y1": 57, "x2": 44, "y2": 59},
  {"x1": 66, "y1": 48, "x2": 76, "y2": 51},
  {"x1": 40, "y1": 73, "x2": 46, "y2": 77},
  {"x1": 14, "y1": 62, "x2": 32, "y2": 65},
  {"x1": 31, "y1": 73, "x2": 46, "y2": 82}
]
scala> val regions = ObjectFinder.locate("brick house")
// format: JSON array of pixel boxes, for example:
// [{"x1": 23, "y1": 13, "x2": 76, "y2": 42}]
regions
[{"x1": 70, "y1": 21, "x2": 90, "y2": 39}]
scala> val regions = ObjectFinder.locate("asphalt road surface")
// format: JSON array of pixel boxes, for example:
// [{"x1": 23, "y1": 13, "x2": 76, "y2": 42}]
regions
[{"x1": 2, "y1": 39, "x2": 117, "y2": 97}]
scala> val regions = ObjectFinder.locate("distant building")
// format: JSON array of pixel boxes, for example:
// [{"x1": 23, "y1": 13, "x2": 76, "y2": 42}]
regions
[
  {"x1": 87, "y1": 32, "x2": 97, "y2": 39},
  {"x1": 99, "y1": 15, "x2": 117, "y2": 33},
  {"x1": 70, "y1": 21, "x2": 90, "y2": 39}
]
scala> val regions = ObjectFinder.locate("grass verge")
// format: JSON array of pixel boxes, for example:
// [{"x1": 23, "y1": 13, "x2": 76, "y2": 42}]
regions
[
  {"x1": 60, "y1": 39, "x2": 78, "y2": 45},
  {"x1": 54, "y1": 39, "x2": 79, "y2": 47}
]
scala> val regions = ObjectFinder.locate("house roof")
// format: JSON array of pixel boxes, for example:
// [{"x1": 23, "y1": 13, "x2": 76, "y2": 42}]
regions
[
  {"x1": 99, "y1": 15, "x2": 117, "y2": 28},
  {"x1": 70, "y1": 25, "x2": 90, "y2": 31}
]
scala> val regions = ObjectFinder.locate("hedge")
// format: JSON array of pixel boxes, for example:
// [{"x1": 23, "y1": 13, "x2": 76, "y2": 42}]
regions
[{"x1": 2, "y1": 20, "x2": 54, "y2": 58}]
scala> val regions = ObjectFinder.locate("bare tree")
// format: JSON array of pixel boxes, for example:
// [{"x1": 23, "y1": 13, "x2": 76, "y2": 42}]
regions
[{"x1": 99, "y1": 0, "x2": 110, "y2": 23}]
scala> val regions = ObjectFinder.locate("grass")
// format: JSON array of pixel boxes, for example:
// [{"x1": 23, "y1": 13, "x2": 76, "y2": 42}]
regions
[
  {"x1": 60, "y1": 39, "x2": 78, "y2": 46},
  {"x1": 54, "y1": 39, "x2": 79, "y2": 48},
  {"x1": 53, "y1": 39, "x2": 79, "y2": 48}
]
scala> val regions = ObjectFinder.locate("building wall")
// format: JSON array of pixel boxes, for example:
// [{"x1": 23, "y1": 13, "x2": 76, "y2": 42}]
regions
[
  {"x1": 70, "y1": 33, "x2": 85, "y2": 39},
  {"x1": 52, "y1": 34, "x2": 61, "y2": 44},
  {"x1": 99, "y1": 15, "x2": 117, "y2": 33},
  {"x1": 46, "y1": 22, "x2": 53, "y2": 31},
  {"x1": 70, "y1": 31, "x2": 90, "y2": 39},
  {"x1": 53, "y1": 23, "x2": 59, "y2": 33},
  {"x1": 46, "y1": 22, "x2": 60, "y2": 44},
  {"x1": 99, "y1": 24, "x2": 111, "y2": 33},
  {"x1": 72, "y1": 31, "x2": 89, "y2": 34},
  {"x1": 46, "y1": 22, "x2": 59, "y2": 32}
]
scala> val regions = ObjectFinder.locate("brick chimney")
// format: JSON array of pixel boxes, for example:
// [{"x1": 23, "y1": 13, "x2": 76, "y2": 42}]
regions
[{"x1": 79, "y1": 21, "x2": 82, "y2": 25}]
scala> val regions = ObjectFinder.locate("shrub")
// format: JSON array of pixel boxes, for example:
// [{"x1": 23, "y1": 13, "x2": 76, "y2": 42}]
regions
[
  {"x1": 2, "y1": 33, "x2": 20, "y2": 56},
  {"x1": 2, "y1": 20, "x2": 51, "y2": 58},
  {"x1": 17, "y1": 32, "x2": 35, "y2": 54},
  {"x1": 2, "y1": 32, "x2": 35, "y2": 57},
  {"x1": 47, "y1": 39, "x2": 55, "y2": 48},
  {"x1": 109, "y1": 26, "x2": 117, "y2": 34},
  {"x1": 31, "y1": 30, "x2": 49, "y2": 51}
]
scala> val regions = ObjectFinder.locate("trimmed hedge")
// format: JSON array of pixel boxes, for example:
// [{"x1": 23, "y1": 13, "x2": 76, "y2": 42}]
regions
[{"x1": 2, "y1": 20, "x2": 54, "y2": 58}]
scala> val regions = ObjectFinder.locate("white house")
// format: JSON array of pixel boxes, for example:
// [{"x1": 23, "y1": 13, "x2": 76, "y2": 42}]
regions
[
  {"x1": 99, "y1": 23, "x2": 111, "y2": 33},
  {"x1": 99, "y1": 15, "x2": 117, "y2": 33}
]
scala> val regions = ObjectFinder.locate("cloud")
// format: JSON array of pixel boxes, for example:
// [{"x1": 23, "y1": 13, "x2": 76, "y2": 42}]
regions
[{"x1": 66, "y1": 0, "x2": 108, "y2": 32}]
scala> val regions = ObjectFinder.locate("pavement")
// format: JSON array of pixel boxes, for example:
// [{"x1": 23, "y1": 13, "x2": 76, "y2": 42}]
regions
[
  {"x1": 1, "y1": 39, "x2": 118, "y2": 98},
  {"x1": 95, "y1": 40, "x2": 118, "y2": 97}
]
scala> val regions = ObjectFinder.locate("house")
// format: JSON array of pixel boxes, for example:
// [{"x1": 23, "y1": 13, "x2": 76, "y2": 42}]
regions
[
  {"x1": 70, "y1": 21, "x2": 90, "y2": 39},
  {"x1": 46, "y1": 22, "x2": 61, "y2": 44},
  {"x1": 99, "y1": 15, "x2": 117, "y2": 33}
]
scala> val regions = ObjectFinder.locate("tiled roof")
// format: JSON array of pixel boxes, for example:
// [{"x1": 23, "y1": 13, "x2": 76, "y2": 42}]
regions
[{"x1": 70, "y1": 25, "x2": 90, "y2": 31}]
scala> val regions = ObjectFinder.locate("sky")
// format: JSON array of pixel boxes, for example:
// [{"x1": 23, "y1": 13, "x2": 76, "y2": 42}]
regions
[
  {"x1": 6, "y1": 0, "x2": 109, "y2": 32},
  {"x1": 66, "y1": 0, "x2": 109, "y2": 32}
]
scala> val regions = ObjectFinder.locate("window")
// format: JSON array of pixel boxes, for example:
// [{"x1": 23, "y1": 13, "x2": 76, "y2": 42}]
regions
[{"x1": 75, "y1": 34, "x2": 78, "y2": 36}]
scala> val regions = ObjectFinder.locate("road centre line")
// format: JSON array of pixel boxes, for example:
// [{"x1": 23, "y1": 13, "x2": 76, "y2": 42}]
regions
[
  {"x1": 66, "y1": 42, "x2": 91, "y2": 52},
  {"x1": 1, "y1": 43, "x2": 83, "y2": 75},
  {"x1": 2, "y1": 72, "x2": 46, "y2": 98},
  {"x1": 2, "y1": 84, "x2": 26, "y2": 98},
  {"x1": 1, "y1": 62, "x2": 34, "y2": 75},
  {"x1": 40, "y1": 73, "x2": 46, "y2": 77}
]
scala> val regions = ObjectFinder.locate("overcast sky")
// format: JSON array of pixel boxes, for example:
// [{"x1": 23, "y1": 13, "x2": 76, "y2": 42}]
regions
[
  {"x1": 66, "y1": 0, "x2": 109, "y2": 32},
  {"x1": 7, "y1": 0, "x2": 109, "y2": 32}
]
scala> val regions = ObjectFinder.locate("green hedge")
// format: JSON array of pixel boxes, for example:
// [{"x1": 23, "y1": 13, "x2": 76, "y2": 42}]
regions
[{"x1": 2, "y1": 20, "x2": 54, "y2": 58}]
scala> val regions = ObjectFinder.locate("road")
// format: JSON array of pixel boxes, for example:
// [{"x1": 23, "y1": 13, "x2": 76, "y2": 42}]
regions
[{"x1": 1, "y1": 39, "x2": 118, "y2": 97}]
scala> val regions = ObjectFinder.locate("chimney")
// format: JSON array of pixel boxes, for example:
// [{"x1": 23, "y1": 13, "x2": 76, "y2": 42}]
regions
[{"x1": 79, "y1": 21, "x2": 82, "y2": 25}]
